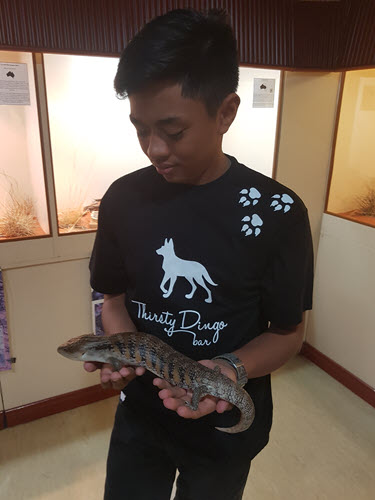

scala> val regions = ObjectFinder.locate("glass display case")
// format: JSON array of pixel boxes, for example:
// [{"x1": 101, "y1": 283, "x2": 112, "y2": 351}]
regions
[
  {"x1": 0, "y1": 51, "x2": 50, "y2": 242},
  {"x1": 326, "y1": 68, "x2": 375, "y2": 228},
  {"x1": 43, "y1": 54, "x2": 280, "y2": 235},
  {"x1": 43, "y1": 53, "x2": 148, "y2": 235}
]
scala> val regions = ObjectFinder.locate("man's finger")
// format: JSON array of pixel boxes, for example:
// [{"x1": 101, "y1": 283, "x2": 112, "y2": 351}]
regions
[
  {"x1": 154, "y1": 379, "x2": 187, "y2": 399},
  {"x1": 153, "y1": 377, "x2": 171, "y2": 390},
  {"x1": 118, "y1": 366, "x2": 135, "y2": 378},
  {"x1": 84, "y1": 361, "x2": 100, "y2": 372},
  {"x1": 216, "y1": 399, "x2": 232, "y2": 414}
]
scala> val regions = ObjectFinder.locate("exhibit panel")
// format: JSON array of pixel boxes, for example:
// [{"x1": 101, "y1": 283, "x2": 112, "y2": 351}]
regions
[
  {"x1": 326, "y1": 68, "x2": 375, "y2": 228},
  {"x1": 0, "y1": 51, "x2": 50, "y2": 242}
]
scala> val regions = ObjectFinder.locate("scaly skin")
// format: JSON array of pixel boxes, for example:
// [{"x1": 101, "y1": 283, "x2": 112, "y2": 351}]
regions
[{"x1": 57, "y1": 331, "x2": 255, "y2": 433}]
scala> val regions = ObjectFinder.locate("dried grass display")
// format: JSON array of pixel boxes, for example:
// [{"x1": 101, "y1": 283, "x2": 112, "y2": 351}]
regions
[
  {"x1": 58, "y1": 206, "x2": 87, "y2": 232},
  {"x1": 355, "y1": 187, "x2": 375, "y2": 217},
  {"x1": 0, "y1": 174, "x2": 37, "y2": 238}
]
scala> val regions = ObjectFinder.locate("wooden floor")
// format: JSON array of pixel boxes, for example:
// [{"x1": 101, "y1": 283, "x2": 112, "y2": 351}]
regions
[{"x1": 0, "y1": 355, "x2": 374, "y2": 500}]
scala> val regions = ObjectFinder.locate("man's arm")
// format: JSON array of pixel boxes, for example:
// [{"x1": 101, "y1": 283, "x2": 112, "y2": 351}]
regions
[
  {"x1": 84, "y1": 293, "x2": 145, "y2": 390},
  {"x1": 101, "y1": 293, "x2": 137, "y2": 334},
  {"x1": 233, "y1": 315, "x2": 305, "y2": 379},
  {"x1": 154, "y1": 313, "x2": 306, "y2": 419}
]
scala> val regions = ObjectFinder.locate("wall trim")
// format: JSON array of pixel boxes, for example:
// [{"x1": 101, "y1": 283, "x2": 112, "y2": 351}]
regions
[
  {"x1": 300, "y1": 342, "x2": 375, "y2": 408},
  {"x1": 1, "y1": 343, "x2": 374, "y2": 430},
  {"x1": 0, "y1": 384, "x2": 117, "y2": 430}
]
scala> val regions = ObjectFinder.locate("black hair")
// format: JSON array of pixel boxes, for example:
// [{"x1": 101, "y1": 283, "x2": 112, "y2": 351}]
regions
[{"x1": 114, "y1": 8, "x2": 239, "y2": 116}]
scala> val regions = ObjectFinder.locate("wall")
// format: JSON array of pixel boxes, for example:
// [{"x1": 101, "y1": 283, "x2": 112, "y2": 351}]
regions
[
  {"x1": 276, "y1": 71, "x2": 341, "y2": 257},
  {"x1": 1, "y1": 259, "x2": 94, "y2": 409},
  {"x1": 308, "y1": 214, "x2": 375, "y2": 386},
  {"x1": 277, "y1": 71, "x2": 375, "y2": 389},
  {"x1": 224, "y1": 66, "x2": 281, "y2": 177}
]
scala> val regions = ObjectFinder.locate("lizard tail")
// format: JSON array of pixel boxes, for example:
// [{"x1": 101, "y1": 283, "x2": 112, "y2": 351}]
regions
[{"x1": 215, "y1": 388, "x2": 255, "y2": 434}]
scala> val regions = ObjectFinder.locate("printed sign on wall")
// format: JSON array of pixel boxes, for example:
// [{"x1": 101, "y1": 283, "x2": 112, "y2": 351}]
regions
[
  {"x1": 253, "y1": 78, "x2": 275, "y2": 108},
  {"x1": 0, "y1": 62, "x2": 30, "y2": 105}
]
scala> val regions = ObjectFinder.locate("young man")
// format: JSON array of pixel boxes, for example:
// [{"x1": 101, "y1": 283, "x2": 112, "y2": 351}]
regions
[{"x1": 87, "y1": 8, "x2": 314, "y2": 500}]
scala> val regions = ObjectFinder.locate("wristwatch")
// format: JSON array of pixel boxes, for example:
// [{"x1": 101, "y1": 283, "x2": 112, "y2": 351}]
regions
[{"x1": 212, "y1": 353, "x2": 248, "y2": 387}]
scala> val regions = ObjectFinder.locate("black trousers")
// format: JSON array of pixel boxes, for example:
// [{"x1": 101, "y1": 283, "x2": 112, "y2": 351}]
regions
[{"x1": 104, "y1": 401, "x2": 251, "y2": 500}]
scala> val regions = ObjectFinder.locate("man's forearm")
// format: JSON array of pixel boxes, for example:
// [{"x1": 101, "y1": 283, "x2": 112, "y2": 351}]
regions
[
  {"x1": 234, "y1": 320, "x2": 305, "y2": 379},
  {"x1": 102, "y1": 293, "x2": 137, "y2": 335}
]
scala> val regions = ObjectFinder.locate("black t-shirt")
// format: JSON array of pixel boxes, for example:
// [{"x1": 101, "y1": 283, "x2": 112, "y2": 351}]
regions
[{"x1": 90, "y1": 154, "x2": 314, "y2": 460}]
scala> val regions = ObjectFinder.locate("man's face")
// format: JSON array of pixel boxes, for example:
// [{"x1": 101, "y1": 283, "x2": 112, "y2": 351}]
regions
[{"x1": 128, "y1": 82, "x2": 226, "y2": 185}]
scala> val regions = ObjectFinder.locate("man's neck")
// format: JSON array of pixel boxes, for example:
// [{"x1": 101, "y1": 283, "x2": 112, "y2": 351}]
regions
[{"x1": 193, "y1": 153, "x2": 231, "y2": 186}]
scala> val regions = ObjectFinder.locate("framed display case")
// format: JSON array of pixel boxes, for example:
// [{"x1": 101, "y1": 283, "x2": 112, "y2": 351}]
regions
[
  {"x1": 326, "y1": 68, "x2": 375, "y2": 228},
  {"x1": 43, "y1": 54, "x2": 281, "y2": 235},
  {"x1": 43, "y1": 53, "x2": 148, "y2": 235},
  {"x1": 0, "y1": 51, "x2": 50, "y2": 242}
]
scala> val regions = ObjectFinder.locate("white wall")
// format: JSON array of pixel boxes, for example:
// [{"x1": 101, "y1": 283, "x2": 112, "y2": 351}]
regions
[
  {"x1": 1, "y1": 259, "x2": 94, "y2": 409},
  {"x1": 224, "y1": 67, "x2": 280, "y2": 177},
  {"x1": 308, "y1": 214, "x2": 375, "y2": 386}
]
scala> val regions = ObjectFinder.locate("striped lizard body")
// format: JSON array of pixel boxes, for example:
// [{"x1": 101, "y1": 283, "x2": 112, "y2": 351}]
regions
[{"x1": 57, "y1": 331, "x2": 255, "y2": 433}]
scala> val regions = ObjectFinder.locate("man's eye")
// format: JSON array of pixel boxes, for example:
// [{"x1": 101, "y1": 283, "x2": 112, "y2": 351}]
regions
[{"x1": 167, "y1": 130, "x2": 184, "y2": 141}]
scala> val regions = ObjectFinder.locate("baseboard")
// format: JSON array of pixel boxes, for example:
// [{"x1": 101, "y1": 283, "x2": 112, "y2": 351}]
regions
[
  {"x1": 0, "y1": 384, "x2": 118, "y2": 430},
  {"x1": 1, "y1": 344, "x2": 373, "y2": 431},
  {"x1": 300, "y1": 342, "x2": 375, "y2": 408}
]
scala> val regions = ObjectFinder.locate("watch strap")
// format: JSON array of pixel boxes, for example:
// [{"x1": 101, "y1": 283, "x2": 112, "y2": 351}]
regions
[{"x1": 212, "y1": 353, "x2": 248, "y2": 387}]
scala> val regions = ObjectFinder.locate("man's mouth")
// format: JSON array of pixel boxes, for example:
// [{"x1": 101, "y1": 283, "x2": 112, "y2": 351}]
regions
[{"x1": 154, "y1": 164, "x2": 174, "y2": 175}]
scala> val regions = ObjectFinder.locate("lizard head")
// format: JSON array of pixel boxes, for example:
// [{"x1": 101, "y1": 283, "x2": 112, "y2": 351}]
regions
[{"x1": 57, "y1": 334, "x2": 112, "y2": 363}]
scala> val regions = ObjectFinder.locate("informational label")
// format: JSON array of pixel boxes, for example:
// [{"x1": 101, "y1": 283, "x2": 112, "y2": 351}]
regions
[
  {"x1": 0, "y1": 270, "x2": 11, "y2": 371},
  {"x1": 0, "y1": 62, "x2": 30, "y2": 105},
  {"x1": 253, "y1": 78, "x2": 275, "y2": 108}
]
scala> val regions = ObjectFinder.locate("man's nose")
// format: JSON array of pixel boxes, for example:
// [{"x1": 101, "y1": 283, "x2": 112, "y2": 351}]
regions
[{"x1": 147, "y1": 133, "x2": 169, "y2": 162}]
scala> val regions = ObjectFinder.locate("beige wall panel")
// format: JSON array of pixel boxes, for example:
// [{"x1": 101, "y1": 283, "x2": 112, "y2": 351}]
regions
[
  {"x1": 1, "y1": 259, "x2": 96, "y2": 409},
  {"x1": 307, "y1": 214, "x2": 375, "y2": 387},
  {"x1": 276, "y1": 71, "x2": 341, "y2": 256}
]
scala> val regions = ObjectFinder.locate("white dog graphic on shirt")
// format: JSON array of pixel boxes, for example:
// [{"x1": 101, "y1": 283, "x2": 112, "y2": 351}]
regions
[{"x1": 156, "y1": 238, "x2": 217, "y2": 303}]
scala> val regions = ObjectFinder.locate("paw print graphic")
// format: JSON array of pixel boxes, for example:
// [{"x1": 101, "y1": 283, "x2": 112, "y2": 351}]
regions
[
  {"x1": 239, "y1": 187, "x2": 261, "y2": 207},
  {"x1": 270, "y1": 194, "x2": 294, "y2": 213},
  {"x1": 241, "y1": 214, "x2": 263, "y2": 237}
]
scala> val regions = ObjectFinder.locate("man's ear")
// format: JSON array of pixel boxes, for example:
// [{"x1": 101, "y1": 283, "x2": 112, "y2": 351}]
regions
[{"x1": 217, "y1": 93, "x2": 240, "y2": 135}]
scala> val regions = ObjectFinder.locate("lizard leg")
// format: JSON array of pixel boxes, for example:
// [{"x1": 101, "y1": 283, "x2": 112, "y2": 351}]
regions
[
  {"x1": 107, "y1": 357, "x2": 124, "y2": 372},
  {"x1": 186, "y1": 385, "x2": 209, "y2": 411}
]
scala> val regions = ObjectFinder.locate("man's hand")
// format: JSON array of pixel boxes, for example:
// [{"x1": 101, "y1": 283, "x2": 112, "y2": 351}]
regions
[
  {"x1": 84, "y1": 362, "x2": 146, "y2": 391},
  {"x1": 153, "y1": 359, "x2": 237, "y2": 419}
]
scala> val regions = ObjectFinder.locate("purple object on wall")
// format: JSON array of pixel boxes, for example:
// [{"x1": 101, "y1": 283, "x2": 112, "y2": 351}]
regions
[
  {"x1": 0, "y1": 270, "x2": 11, "y2": 371},
  {"x1": 91, "y1": 289, "x2": 104, "y2": 336}
]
